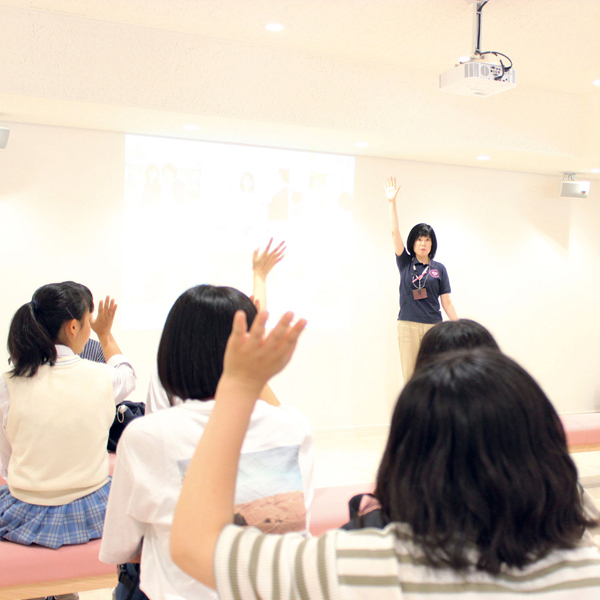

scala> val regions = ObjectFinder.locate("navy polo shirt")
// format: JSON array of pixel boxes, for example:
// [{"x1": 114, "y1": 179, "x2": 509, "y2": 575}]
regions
[{"x1": 396, "y1": 250, "x2": 451, "y2": 324}]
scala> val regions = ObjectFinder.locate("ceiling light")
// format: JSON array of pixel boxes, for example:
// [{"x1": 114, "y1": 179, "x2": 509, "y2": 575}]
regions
[
  {"x1": 477, "y1": 155, "x2": 490, "y2": 161},
  {"x1": 354, "y1": 141, "x2": 369, "y2": 148},
  {"x1": 593, "y1": 79, "x2": 600, "y2": 86},
  {"x1": 265, "y1": 23, "x2": 284, "y2": 32},
  {"x1": 184, "y1": 124, "x2": 200, "y2": 131}
]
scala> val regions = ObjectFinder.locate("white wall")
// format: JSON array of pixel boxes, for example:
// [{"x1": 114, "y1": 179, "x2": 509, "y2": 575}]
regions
[{"x1": 1, "y1": 122, "x2": 599, "y2": 431}]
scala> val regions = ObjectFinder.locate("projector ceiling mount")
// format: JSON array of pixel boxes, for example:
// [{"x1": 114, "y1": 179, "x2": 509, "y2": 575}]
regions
[
  {"x1": 468, "y1": 0, "x2": 513, "y2": 79},
  {"x1": 439, "y1": 0, "x2": 516, "y2": 97}
]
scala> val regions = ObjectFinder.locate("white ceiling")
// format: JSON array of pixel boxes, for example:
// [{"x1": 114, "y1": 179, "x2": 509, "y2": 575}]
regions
[{"x1": 0, "y1": 0, "x2": 599, "y2": 177}]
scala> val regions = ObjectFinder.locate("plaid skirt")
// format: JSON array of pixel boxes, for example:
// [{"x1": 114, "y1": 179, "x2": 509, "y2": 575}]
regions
[{"x1": 0, "y1": 480, "x2": 111, "y2": 548}]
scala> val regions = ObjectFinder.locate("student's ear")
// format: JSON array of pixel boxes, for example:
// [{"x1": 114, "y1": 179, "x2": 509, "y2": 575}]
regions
[
  {"x1": 67, "y1": 318, "x2": 80, "y2": 336},
  {"x1": 59, "y1": 319, "x2": 79, "y2": 345}
]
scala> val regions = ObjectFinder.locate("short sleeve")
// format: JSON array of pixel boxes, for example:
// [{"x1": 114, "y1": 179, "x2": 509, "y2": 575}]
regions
[
  {"x1": 215, "y1": 525, "x2": 337, "y2": 600},
  {"x1": 395, "y1": 249, "x2": 411, "y2": 270},
  {"x1": 438, "y1": 264, "x2": 451, "y2": 296}
]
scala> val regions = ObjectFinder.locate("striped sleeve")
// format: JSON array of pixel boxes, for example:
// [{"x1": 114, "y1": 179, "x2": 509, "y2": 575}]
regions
[{"x1": 215, "y1": 524, "x2": 339, "y2": 600}]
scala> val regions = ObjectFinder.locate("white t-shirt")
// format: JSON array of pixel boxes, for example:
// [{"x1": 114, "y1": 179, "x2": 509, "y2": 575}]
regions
[{"x1": 100, "y1": 399, "x2": 314, "y2": 600}]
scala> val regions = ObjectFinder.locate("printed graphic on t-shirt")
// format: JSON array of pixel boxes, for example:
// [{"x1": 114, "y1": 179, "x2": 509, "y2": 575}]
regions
[
  {"x1": 177, "y1": 445, "x2": 305, "y2": 534},
  {"x1": 430, "y1": 269, "x2": 439, "y2": 278}
]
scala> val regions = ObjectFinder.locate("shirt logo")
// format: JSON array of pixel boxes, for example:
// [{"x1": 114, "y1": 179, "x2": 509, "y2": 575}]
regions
[{"x1": 430, "y1": 269, "x2": 439, "y2": 278}]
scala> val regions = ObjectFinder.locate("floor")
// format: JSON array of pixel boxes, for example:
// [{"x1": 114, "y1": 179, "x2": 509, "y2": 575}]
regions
[{"x1": 79, "y1": 428, "x2": 600, "y2": 600}]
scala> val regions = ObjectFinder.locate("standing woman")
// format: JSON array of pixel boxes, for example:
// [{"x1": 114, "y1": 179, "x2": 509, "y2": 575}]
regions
[{"x1": 385, "y1": 177, "x2": 458, "y2": 382}]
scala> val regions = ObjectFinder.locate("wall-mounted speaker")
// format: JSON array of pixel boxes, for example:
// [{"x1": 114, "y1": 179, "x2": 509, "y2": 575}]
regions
[
  {"x1": 0, "y1": 127, "x2": 9, "y2": 149},
  {"x1": 560, "y1": 180, "x2": 590, "y2": 198}
]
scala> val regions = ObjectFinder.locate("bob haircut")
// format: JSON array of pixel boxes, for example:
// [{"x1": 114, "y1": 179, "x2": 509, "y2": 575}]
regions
[
  {"x1": 414, "y1": 319, "x2": 500, "y2": 373},
  {"x1": 375, "y1": 349, "x2": 594, "y2": 574},
  {"x1": 8, "y1": 281, "x2": 94, "y2": 378},
  {"x1": 406, "y1": 223, "x2": 437, "y2": 260},
  {"x1": 157, "y1": 285, "x2": 257, "y2": 402}
]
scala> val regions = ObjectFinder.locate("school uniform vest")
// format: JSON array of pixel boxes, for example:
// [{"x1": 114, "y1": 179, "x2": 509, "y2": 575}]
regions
[{"x1": 4, "y1": 355, "x2": 115, "y2": 505}]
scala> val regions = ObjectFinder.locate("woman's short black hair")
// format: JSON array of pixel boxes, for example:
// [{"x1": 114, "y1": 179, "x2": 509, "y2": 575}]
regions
[
  {"x1": 414, "y1": 319, "x2": 500, "y2": 373},
  {"x1": 376, "y1": 349, "x2": 594, "y2": 574},
  {"x1": 157, "y1": 285, "x2": 257, "y2": 402},
  {"x1": 7, "y1": 281, "x2": 94, "y2": 378},
  {"x1": 406, "y1": 223, "x2": 437, "y2": 260}
]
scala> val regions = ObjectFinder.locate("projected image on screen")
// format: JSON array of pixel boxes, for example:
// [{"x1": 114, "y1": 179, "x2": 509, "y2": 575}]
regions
[{"x1": 122, "y1": 134, "x2": 355, "y2": 330}]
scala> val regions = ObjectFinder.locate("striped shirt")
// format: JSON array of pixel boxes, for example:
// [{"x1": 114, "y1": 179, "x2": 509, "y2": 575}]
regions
[
  {"x1": 215, "y1": 522, "x2": 600, "y2": 599},
  {"x1": 79, "y1": 338, "x2": 105, "y2": 363}
]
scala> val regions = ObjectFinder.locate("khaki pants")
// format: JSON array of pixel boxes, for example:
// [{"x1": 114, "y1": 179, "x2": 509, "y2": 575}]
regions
[{"x1": 397, "y1": 320, "x2": 435, "y2": 384}]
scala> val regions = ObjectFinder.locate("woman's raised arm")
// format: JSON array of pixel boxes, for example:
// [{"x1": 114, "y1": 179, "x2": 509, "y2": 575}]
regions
[{"x1": 384, "y1": 177, "x2": 405, "y2": 256}]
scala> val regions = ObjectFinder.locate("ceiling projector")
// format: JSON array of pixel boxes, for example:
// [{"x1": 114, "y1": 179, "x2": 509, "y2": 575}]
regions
[
  {"x1": 441, "y1": 0, "x2": 516, "y2": 97},
  {"x1": 440, "y1": 60, "x2": 516, "y2": 97}
]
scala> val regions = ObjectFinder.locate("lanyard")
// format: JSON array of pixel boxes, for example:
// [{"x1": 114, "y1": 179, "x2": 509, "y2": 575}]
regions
[{"x1": 411, "y1": 262, "x2": 430, "y2": 290}]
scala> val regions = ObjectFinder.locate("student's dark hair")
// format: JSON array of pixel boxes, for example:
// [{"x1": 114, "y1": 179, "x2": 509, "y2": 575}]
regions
[
  {"x1": 406, "y1": 223, "x2": 437, "y2": 260},
  {"x1": 414, "y1": 319, "x2": 500, "y2": 373},
  {"x1": 375, "y1": 349, "x2": 594, "y2": 574},
  {"x1": 157, "y1": 285, "x2": 257, "y2": 402},
  {"x1": 7, "y1": 282, "x2": 94, "y2": 378}
]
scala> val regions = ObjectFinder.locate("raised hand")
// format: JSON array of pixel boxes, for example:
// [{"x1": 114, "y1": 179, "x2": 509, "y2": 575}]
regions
[
  {"x1": 252, "y1": 238, "x2": 286, "y2": 279},
  {"x1": 383, "y1": 177, "x2": 401, "y2": 203},
  {"x1": 221, "y1": 310, "x2": 306, "y2": 396},
  {"x1": 90, "y1": 296, "x2": 117, "y2": 336}
]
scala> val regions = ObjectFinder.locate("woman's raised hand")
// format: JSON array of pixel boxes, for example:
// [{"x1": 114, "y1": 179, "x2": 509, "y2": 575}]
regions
[
  {"x1": 221, "y1": 310, "x2": 306, "y2": 397},
  {"x1": 90, "y1": 296, "x2": 117, "y2": 336},
  {"x1": 252, "y1": 238, "x2": 286, "y2": 279},
  {"x1": 383, "y1": 177, "x2": 401, "y2": 203}
]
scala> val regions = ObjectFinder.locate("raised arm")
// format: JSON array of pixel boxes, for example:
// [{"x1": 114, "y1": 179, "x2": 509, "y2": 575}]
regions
[
  {"x1": 90, "y1": 296, "x2": 123, "y2": 362},
  {"x1": 252, "y1": 239, "x2": 286, "y2": 406},
  {"x1": 384, "y1": 177, "x2": 405, "y2": 256},
  {"x1": 170, "y1": 310, "x2": 307, "y2": 588},
  {"x1": 252, "y1": 238, "x2": 285, "y2": 311}
]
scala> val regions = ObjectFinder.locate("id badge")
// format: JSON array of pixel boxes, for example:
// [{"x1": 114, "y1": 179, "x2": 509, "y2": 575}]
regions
[{"x1": 413, "y1": 288, "x2": 428, "y2": 300}]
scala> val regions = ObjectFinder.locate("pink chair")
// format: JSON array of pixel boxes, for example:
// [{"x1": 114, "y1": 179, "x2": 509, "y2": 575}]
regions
[{"x1": 0, "y1": 454, "x2": 119, "y2": 600}]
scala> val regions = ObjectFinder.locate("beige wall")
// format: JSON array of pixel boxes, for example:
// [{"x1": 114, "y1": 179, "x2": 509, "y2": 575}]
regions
[{"x1": 1, "y1": 122, "x2": 599, "y2": 430}]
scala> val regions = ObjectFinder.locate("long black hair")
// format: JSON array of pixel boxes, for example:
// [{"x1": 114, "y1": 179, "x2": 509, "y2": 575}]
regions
[
  {"x1": 157, "y1": 285, "x2": 257, "y2": 402},
  {"x1": 406, "y1": 223, "x2": 437, "y2": 260},
  {"x1": 414, "y1": 319, "x2": 500, "y2": 373},
  {"x1": 375, "y1": 349, "x2": 594, "y2": 574},
  {"x1": 7, "y1": 282, "x2": 94, "y2": 377}
]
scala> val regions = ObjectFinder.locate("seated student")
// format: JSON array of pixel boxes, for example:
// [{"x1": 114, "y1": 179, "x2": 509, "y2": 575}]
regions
[
  {"x1": 100, "y1": 285, "x2": 314, "y2": 600},
  {"x1": 414, "y1": 318, "x2": 500, "y2": 372},
  {"x1": 171, "y1": 312, "x2": 600, "y2": 599},
  {"x1": 146, "y1": 238, "x2": 285, "y2": 413},
  {"x1": 0, "y1": 282, "x2": 135, "y2": 548}
]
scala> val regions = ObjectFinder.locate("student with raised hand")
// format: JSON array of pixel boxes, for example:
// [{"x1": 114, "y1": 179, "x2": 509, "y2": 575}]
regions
[
  {"x1": 171, "y1": 318, "x2": 600, "y2": 599},
  {"x1": 100, "y1": 286, "x2": 314, "y2": 600},
  {"x1": 385, "y1": 177, "x2": 458, "y2": 383},
  {"x1": 0, "y1": 282, "x2": 135, "y2": 548},
  {"x1": 145, "y1": 238, "x2": 285, "y2": 413}
]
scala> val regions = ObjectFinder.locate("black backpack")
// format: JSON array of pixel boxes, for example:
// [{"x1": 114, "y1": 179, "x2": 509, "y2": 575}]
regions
[{"x1": 107, "y1": 401, "x2": 145, "y2": 452}]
